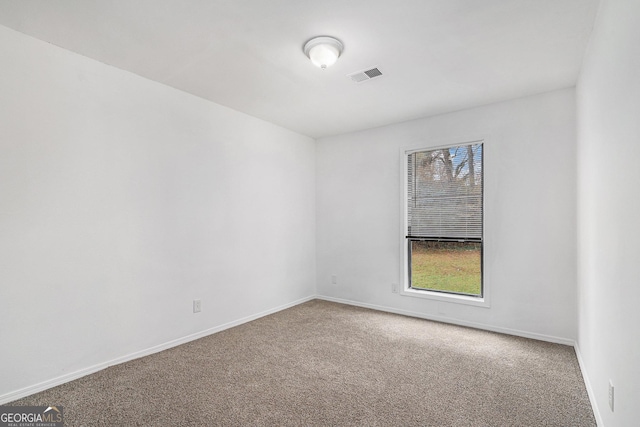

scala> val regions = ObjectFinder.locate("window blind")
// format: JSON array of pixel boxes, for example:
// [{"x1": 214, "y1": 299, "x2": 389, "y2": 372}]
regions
[{"x1": 407, "y1": 143, "x2": 483, "y2": 241}]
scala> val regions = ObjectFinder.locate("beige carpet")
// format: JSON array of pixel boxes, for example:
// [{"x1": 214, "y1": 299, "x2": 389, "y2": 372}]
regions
[{"x1": 10, "y1": 300, "x2": 595, "y2": 426}]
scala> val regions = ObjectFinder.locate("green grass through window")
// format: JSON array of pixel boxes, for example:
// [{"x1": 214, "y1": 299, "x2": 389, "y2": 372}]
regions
[{"x1": 410, "y1": 241, "x2": 481, "y2": 295}]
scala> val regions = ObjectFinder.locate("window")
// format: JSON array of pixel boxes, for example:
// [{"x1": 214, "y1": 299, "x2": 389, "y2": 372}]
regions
[{"x1": 402, "y1": 141, "x2": 484, "y2": 303}]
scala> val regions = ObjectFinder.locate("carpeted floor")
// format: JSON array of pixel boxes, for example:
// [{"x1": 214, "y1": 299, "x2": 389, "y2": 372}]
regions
[{"x1": 10, "y1": 300, "x2": 595, "y2": 426}]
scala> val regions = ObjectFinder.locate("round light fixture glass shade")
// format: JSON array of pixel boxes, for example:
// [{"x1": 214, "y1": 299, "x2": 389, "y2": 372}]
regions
[{"x1": 303, "y1": 36, "x2": 343, "y2": 69}]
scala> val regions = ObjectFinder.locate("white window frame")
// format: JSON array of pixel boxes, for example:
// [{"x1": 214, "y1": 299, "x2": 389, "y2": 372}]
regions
[{"x1": 399, "y1": 138, "x2": 490, "y2": 308}]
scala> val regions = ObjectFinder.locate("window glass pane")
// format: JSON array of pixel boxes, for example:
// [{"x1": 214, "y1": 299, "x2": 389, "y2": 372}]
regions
[{"x1": 410, "y1": 240, "x2": 481, "y2": 296}]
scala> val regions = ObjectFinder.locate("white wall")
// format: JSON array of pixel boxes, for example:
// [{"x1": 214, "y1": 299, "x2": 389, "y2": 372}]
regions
[
  {"x1": 316, "y1": 89, "x2": 577, "y2": 342},
  {"x1": 576, "y1": 0, "x2": 640, "y2": 425},
  {"x1": 0, "y1": 25, "x2": 316, "y2": 401}
]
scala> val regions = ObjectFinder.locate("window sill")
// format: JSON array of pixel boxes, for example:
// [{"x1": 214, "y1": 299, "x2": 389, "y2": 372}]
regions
[{"x1": 400, "y1": 287, "x2": 490, "y2": 308}]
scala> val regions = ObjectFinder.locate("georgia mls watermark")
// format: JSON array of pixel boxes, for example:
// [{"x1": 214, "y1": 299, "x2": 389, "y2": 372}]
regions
[{"x1": 0, "y1": 406, "x2": 64, "y2": 427}]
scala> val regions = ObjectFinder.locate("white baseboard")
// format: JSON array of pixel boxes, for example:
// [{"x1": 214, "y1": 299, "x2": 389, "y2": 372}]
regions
[
  {"x1": 316, "y1": 295, "x2": 575, "y2": 346},
  {"x1": 574, "y1": 344, "x2": 603, "y2": 426},
  {"x1": 0, "y1": 295, "x2": 315, "y2": 405}
]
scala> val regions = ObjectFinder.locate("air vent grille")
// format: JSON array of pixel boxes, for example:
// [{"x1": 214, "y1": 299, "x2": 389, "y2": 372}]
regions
[
  {"x1": 347, "y1": 67, "x2": 383, "y2": 83},
  {"x1": 364, "y1": 68, "x2": 383, "y2": 78}
]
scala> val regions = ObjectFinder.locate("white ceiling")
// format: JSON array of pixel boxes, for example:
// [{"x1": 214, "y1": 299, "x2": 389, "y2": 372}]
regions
[{"x1": 0, "y1": 0, "x2": 599, "y2": 138}]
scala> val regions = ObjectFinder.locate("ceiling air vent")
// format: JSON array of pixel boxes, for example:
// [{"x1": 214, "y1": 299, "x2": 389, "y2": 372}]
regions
[{"x1": 347, "y1": 67, "x2": 383, "y2": 83}]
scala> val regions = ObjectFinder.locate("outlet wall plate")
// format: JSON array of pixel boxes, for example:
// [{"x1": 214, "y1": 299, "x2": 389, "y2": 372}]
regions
[
  {"x1": 608, "y1": 380, "x2": 614, "y2": 412},
  {"x1": 193, "y1": 299, "x2": 201, "y2": 313}
]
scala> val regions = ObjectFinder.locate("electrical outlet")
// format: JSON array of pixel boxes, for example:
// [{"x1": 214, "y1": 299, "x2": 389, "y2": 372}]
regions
[
  {"x1": 193, "y1": 299, "x2": 201, "y2": 313},
  {"x1": 331, "y1": 275, "x2": 337, "y2": 285},
  {"x1": 609, "y1": 380, "x2": 614, "y2": 412},
  {"x1": 391, "y1": 283, "x2": 399, "y2": 293}
]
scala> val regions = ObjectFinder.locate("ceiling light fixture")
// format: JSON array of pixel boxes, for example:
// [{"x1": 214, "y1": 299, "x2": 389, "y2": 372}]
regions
[{"x1": 303, "y1": 36, "x2": 343, "y2": 69}]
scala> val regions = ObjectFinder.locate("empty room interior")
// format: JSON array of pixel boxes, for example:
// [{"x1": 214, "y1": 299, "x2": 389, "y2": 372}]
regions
[{"x1": 1, "y1": 0, "x2": 638, "y2": 426}]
